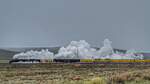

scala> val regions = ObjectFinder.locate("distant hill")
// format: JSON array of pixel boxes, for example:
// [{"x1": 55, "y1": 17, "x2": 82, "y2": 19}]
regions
[
  {"x1": 0, "y1": 47, "x2": 127, "y2": 60},
  {"x1": 5, "y1": 47, "x2": 60, "y2": 54},
  {"x1": 1, "y1": 47, "x2": 150, "y2": 60},
  {"x1": 0, "y1": 47, "x2": 60, "y2": 60},
  {"x1": 3, "y1": 47, "x2": 150, "y2": 60},
  {"x1": 0, "y1": 49, "x2": 18, "y2": 60},
  {"x1": 93, "y1": 47, "x2": 127, "y2": 53},
  {"x1": 113, "y1": 48, "x2": 127, "y2": 53}
]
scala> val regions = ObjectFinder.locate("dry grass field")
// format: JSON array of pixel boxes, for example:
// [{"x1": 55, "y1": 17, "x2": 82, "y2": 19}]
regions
[{"x1": 0, "y1": 63, "x2": 150, "y2": 84}]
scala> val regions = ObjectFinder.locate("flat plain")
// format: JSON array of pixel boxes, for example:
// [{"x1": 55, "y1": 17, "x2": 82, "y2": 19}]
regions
[{"x1": 0, "y1": 63, "x2": 150, "y2": 84}]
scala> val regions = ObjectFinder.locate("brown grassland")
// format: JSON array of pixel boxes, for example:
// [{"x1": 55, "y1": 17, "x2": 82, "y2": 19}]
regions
[{"x1": 0, "y1": 63, "x2": 150, "y2": 84}]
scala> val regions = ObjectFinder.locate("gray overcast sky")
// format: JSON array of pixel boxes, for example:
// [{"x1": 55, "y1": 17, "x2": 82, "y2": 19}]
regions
[{"x1": 0, "y1": 0, "x2": 149, "y2": 50}]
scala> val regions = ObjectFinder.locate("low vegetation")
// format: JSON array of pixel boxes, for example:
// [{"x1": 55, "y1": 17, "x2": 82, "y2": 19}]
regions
[{"x1": 0, "y1": 63, "x2": 150, "y2": 84}]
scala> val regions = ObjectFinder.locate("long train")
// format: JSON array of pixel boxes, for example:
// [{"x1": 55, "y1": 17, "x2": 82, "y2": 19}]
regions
[{"x1": 9, "y1": 59, "x2": 150, "y2": 64}]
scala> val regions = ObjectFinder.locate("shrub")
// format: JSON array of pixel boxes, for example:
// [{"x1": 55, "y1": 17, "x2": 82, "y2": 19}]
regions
[{"x1": 85, "y1": 77, "x2": 107, "y2": 84}]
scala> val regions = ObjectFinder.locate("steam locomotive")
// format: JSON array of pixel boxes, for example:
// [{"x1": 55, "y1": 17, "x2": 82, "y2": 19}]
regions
[
  {"x1": 9, "y1": 59, "x2": 81, "y2": 64},
  {"x1": 9, "y1": 58, "x2": 149, "y2": 64}
]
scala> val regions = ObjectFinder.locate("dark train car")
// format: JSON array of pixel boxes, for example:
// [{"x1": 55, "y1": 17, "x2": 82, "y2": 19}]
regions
[
  {"x1": 53, "y1": 59, "x2": 80, "y2": 63},
  {"x1": 9, "y1": 59, "x2": 41, "y2": 64}
]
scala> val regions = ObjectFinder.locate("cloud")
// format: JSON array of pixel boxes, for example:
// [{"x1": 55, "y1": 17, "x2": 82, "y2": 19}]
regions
[{"x1": 13, "y1": 39, "x2": 143, "y2": 60}]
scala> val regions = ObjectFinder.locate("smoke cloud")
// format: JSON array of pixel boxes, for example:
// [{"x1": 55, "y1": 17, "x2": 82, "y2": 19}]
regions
[
  {"x1": 13, "y1": 39, "x2": 143, "y2": 60},
  {"x1": 55, "y1": 40, "x2": 97, "y2": 59},
  {"x1": 13, "y1": 49, "x2": 54, "y2": 59}
]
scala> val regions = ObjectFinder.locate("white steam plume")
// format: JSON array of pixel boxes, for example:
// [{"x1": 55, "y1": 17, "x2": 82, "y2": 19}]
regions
[
  {"x1": 55, "y1": 39, "x2": 143, "y2": 59},
  {"x1": 55, "y1": 40, "x2": 97, "y2": 59},
  {"x1": 13, "y1": 39, "x2": 143, "y2": 60},
  {"x1": 13, "y1": 49, "x2": 54, "y2": 60}
]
